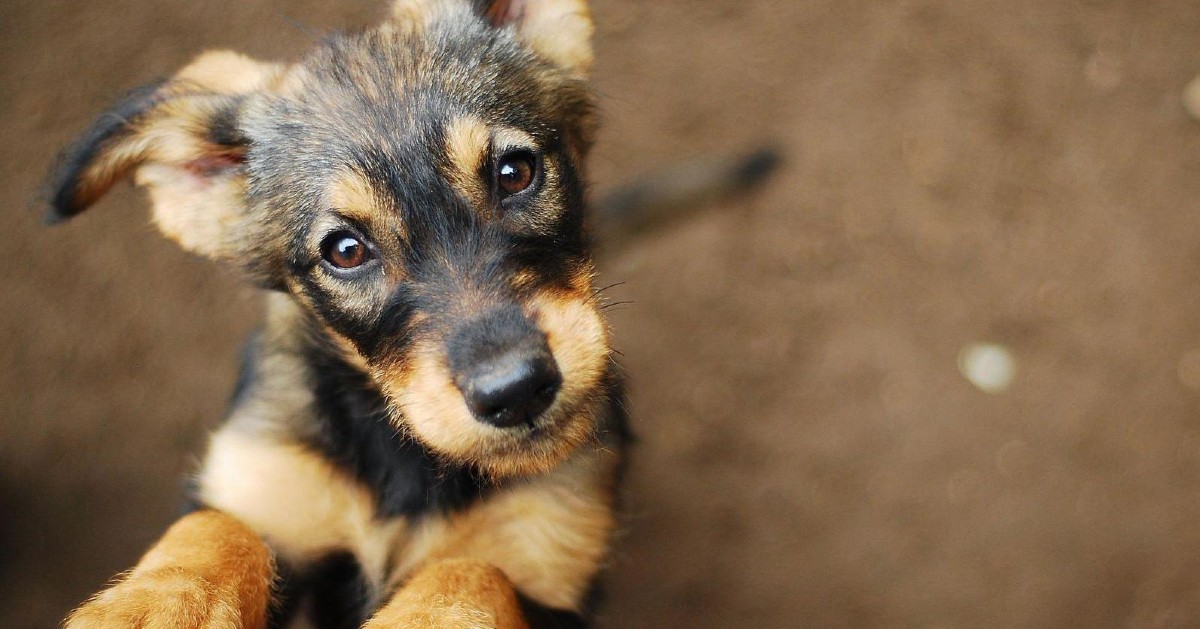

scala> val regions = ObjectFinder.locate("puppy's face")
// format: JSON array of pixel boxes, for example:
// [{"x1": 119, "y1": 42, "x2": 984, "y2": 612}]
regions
[{"x1": 44, "y1": 0, "x2": 607, "y2": 477}]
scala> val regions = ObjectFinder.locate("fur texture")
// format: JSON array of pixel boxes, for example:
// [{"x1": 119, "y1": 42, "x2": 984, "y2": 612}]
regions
[{"x1": 46, "y1": 1, "x2": 626, "y2": 627}]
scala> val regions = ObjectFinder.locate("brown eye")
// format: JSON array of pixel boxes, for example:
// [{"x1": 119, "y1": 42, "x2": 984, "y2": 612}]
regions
[
  {"x1": 321, "y1": 232, "x2": 371, "y2": 270},
  {"x1": 496, "y1": 151, "x2": 537, "y2": 198}
]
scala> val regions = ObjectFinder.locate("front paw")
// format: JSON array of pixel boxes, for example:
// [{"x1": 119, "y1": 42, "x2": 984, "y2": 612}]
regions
[
  {"x1": 364, "y1": 559, "x2": 529, "y2": 629},
  {"x1": 65, "y1": 567, "x2": 242, "y2": 629},
  {"x1": 364, "y1": 599, "x2": 502, "y2": 629}
]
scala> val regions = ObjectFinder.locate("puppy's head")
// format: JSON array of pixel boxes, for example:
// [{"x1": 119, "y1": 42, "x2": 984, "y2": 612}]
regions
[{"x1": 44, "y1": 0, "x2": 608, "y2": 478}]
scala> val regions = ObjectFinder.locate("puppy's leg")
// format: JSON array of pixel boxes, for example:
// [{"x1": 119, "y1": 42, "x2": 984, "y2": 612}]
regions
[
  {"x1": 66, "y1": 510, "x2": 273, "y2": 629},
  {"x1": 363, "y1": 559, "x2": 529, "y2": 629}
]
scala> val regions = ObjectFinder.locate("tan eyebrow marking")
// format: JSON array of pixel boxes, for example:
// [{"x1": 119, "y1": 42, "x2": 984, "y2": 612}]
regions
[
  {"x1": 327, "y1": 170, "x2": 403, "y2": 236},
  {"x1": 492, "y1": 127, "x2": 537, "y2": 152},
  {"x1": 444, "y1": 115, "x2": 491, "y2": 211}
]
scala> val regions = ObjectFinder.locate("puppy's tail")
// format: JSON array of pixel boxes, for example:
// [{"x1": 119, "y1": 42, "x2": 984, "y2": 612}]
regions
[{"x1": 592, "y1": 146, "x2": 782, "y2": 246}]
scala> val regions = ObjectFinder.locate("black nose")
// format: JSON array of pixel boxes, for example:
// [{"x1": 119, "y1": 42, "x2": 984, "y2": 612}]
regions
[
  {"x1": 456, "y1": 348, "x2": 562, "y2": 428},
  {"x1": 447, "y1": 306, "x2": 563, "y2": 429}
]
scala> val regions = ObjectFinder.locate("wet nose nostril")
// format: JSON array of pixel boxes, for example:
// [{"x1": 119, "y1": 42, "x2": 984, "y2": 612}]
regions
[
  {"x1": 458, "y1": 350, "x2": 562, "y2": 429},
  {"x1": 446, "y1": 306, "x2": 563, "y2": 429}
]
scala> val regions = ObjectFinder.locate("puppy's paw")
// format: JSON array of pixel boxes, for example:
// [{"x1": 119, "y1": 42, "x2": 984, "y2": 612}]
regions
[
  {"x1": 64, "y1": 567, "x2": 242, "y2": 629},
  {"x1": 363, "y1": 599, "x2": 497, "y2": 629},
  {"x1": 364, "y1": 559, "x2": 529, "y2": 629}
]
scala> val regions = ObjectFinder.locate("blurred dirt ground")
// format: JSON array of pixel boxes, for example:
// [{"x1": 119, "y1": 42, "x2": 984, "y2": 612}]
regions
[{"x1": 4, "y1": 1, "x2": 1200, "y2": 627}]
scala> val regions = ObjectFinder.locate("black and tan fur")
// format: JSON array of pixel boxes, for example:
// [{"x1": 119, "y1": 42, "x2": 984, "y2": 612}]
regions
[
  {"x1": 47, "y1": 1, "x2": 624, "y2": 627},
  {"x1": 45, "y1": 2, "x2": 784, "y2": 626}
]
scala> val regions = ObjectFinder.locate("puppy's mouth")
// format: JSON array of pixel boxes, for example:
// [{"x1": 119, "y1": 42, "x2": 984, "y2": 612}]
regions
[
  {"x1": 385, "y1": 356, "x2": 599, "y2": 478},
  {"x1": 381, "y1": 293, "x2": 609, "y2": 478}
]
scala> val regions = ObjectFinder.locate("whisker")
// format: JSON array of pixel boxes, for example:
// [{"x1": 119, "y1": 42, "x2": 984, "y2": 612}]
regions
[{"x1": 587, "y1": 281, "x2": 627, "y2": 305}]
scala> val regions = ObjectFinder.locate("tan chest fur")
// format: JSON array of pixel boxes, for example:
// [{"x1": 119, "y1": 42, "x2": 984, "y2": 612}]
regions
[{"x1": 196, "y1": 426, "x2": 616, "y2": 612}]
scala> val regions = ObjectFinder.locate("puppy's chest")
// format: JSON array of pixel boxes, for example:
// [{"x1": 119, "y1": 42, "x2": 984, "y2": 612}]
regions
[
  {"x1": 196, "y1": 426, "x2": 617, "y2": 613},
  {"x1": 196, "y1": 428, "x2": 432, "y2": 587}
]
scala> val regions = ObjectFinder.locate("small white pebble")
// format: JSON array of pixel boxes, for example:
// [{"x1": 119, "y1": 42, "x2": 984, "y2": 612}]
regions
[
  {"x1": 958, "y1": 342, "x2": 1016, "y2": 394},
  {"x1": 1184, "y1": 75, "x2": 1200, "y2": 122}
]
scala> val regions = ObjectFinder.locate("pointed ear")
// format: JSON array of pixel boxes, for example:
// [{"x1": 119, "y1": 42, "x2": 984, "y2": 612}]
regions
[
  {"x1": 392, "y1": 0, "x2": 593, "y2": 75},
  {"x1": 479, "y1": 0, "x2": 594, "y2": 75},
  {"x1": 43, "y1": 51, "x2": 282, "y2": 259}
]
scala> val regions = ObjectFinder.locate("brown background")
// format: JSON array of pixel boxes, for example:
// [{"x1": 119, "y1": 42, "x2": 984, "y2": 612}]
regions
[{"x1": 4, "y1": 1, "x2": 1200, "y2": 627}]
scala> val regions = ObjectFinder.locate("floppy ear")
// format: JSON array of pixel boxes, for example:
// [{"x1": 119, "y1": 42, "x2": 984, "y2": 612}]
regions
[
  {"x1": 393, "y1": 0, "x2": 593, "y2": 75},
  {"x1": 43, "y1": 51, "x2": 282, "y2": 259},
  {"x1": 478, "y1": 0, "x2": 593, "y2": 74}
]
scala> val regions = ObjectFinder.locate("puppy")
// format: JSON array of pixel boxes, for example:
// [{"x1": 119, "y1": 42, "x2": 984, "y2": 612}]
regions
[{"x1": 46, "y1": 1, "x2": 625, "y2": 627}]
